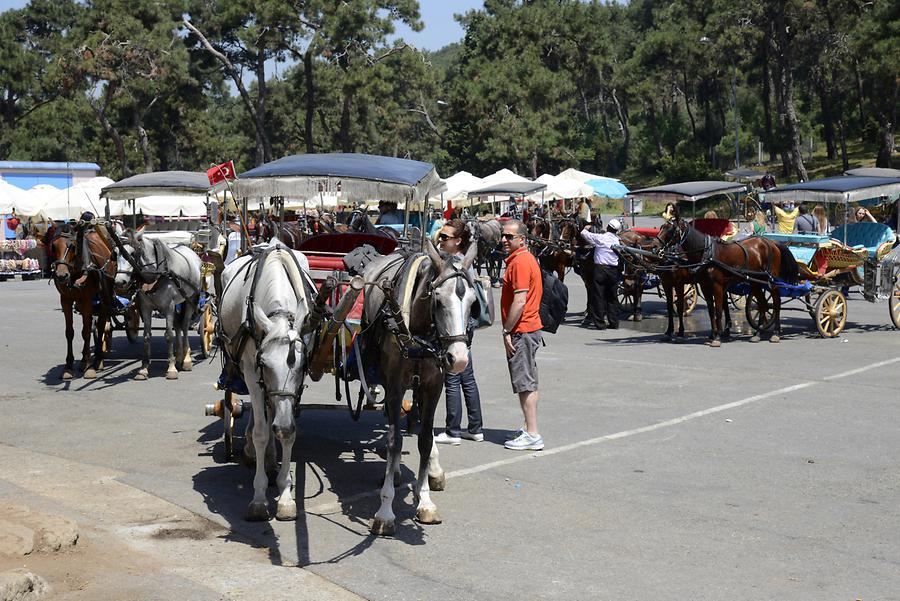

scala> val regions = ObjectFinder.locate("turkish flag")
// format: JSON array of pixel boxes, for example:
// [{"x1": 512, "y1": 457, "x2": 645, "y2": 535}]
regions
[{"x1": 207, "y1": 160, "x2": 236, "y2": 185}]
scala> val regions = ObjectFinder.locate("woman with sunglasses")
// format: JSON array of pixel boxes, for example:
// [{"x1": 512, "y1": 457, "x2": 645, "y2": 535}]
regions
[{"x1": 434, "y1": 219, "x2": 485, "y2": 445}]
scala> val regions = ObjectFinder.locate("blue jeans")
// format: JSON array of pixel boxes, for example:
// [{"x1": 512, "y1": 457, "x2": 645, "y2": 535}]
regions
[{"x1": 444, "y1": 350, "x2": 483, "y2": 436}]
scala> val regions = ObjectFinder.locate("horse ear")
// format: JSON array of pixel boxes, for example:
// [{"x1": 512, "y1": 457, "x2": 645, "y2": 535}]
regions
[
  {"x1": 461, "y1": 239, "x2": 478, "y2": 270},
  {"x1": 425, "y1": 238, "x2": 443, "y2": 273},
  {"x1": 253, "y1": 304, "x2": 273, "y2": 333}
]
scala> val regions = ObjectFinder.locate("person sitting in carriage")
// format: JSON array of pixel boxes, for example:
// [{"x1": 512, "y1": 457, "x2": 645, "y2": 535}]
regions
[{"x1": 375, "y1": 200, "x2": 404, "y2": 225}]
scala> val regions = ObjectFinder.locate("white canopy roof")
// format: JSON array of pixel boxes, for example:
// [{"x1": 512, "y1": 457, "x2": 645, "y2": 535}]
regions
[
  {"x1": 431, "y1": 171, "x2": 485, "y2": 204},
  {"x1": 480, "y1": 168, "x2": 530, "y2": 186},
  {"x1": 0, "y1": 179, "x2": 27, "y2": 214},
  {"x1": 527, "y1": 174, "x2": 594, "y2": 201},
  {"x1": 125, "y1": 194, "x2": 208, "y2": 218},
  {"x1": 557, "y1": 168, "x2": 621, "y2": 184}
]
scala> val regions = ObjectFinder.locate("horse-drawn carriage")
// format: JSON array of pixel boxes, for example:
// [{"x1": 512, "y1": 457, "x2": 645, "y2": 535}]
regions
[
  {"x1": 207, "y1": 153, "x2": 484, "y2": 535},
  {"x1": 753, "y1": 175, "x2": 900, "y2": 337}
]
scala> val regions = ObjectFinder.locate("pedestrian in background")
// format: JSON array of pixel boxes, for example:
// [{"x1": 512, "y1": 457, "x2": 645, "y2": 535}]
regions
[{"x1": 579, "y1": 218, "x2": 623, "y2": 330}]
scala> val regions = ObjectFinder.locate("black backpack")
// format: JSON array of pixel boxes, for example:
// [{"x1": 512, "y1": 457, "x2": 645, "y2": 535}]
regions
[{"x1": 539, "y1": 268, "x2": 569, "y2": 334}]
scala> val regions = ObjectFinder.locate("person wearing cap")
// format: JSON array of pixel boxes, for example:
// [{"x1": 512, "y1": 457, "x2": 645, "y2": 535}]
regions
[
  {"x1": 375, "y1": 201, "x2": 404, "y2": 225},
  {"x1": 580, "y1": 218, "x2": 623, "y2": 330}
]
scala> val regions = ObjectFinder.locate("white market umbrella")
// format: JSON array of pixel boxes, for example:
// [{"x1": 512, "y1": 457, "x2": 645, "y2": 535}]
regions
[
  {"x1": 42, "y1": 177, "x2": 117, "y2": 221},
  {"x1": 527, "y1": 174, "x2": 594, "y2": 201},
  {"x1": 480, "y1": 168, "x2": 529, "y2": 187},
  {"x1": 431, "y1": 171, "x2": 484, "y2": 205},
  {"x1": 557, "y1": 167, "x2": 621, "y2": 184},
  {"x1": 0, "y1": 179, "x2": 27, "y2": 214}
]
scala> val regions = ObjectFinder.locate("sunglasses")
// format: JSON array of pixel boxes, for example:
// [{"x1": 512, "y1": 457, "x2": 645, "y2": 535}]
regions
[
  {"x1": 501, "y1": 233, "x2": 521, "y2": 241},
  {"x1": 437, "y1": 233, "x2": 459, "y2": 242}
]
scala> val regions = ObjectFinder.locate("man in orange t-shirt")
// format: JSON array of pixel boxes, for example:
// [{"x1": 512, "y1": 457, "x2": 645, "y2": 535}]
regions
[{"x1": 500, "y1": 219, "x2": 544, "y2": 451}]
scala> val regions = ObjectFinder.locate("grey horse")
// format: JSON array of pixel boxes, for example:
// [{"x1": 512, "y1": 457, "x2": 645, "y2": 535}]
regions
[
  {"x1": 360, "y1": 239, "x2": 479, "y2": 535},
  {"x1": 467, "y1": 218, "x2": 503, "y2": 285},
  {"x1": 217, "y1": 242, "x2": 314, "y2": 522},
  {"x1": 120, "y1": 232, "x2": 202, "y2": 380}
]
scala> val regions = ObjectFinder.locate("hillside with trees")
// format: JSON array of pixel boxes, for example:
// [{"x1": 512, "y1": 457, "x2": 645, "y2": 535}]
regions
[{"x1": 0, "y1": 0, "x2": 895, "y2": 184}]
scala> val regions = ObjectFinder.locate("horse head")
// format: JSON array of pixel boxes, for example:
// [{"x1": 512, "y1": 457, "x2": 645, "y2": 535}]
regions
[
  {"x1": 424, "y1": 239, "x2": 478, "y2": 375},
  {"x1": 657, "y1": 217, "x2": 689, "y2": 255},
  {"x1": 50, "y1": 224, "x2": 78, "y2": 287}
]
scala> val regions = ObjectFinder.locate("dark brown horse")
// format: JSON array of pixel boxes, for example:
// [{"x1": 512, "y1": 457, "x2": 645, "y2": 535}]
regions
[
  {"x1": 528, "y1": 216, "x2": 574, "y2": 281},
  {"x1": 658, "y1": 218, "x2": 799, "y2": 346},
  {"x1": 49, "y1": 223, "x2": 116, "y2": 379}
]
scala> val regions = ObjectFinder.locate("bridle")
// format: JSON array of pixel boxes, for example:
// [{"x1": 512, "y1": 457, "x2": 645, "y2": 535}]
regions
[{"x1": 424, "y1": 261, "x2": 475, "y2": 349}]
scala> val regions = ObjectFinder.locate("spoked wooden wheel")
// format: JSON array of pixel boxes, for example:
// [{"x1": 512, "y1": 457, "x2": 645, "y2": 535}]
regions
[
  {"x1": 728, "y1": 291, "x2": 746, "y2": 310},
  {"x1": 889, "y1": 280, "x2": 900, "y2": 330},
  {"x1": 200, "y1": 304, "x2": 215, "y2": 357},
  {"x1": 681, "y1": 284, "x2": 699, "y2": 316},
  {"x1": 815, "y1": 289, "x2": 847, "y2": 338},
  {"x1": 745, "y1": 287, "x2": 777, "y2": 332},
  {"x1": 223, "y1": 391, "x2": 237, "y2": 461},
  {"x1": 617, "y1": 281, "x2": 635, "y2": 314}
]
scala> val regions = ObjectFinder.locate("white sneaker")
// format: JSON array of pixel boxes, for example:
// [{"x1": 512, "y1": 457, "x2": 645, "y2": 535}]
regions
[
  {"x1": 504, "y1": 431, "x2": 544, "y2": 451},
  {"x1": 434, "y1": 432, "x2": 461, "y2": 445},
  {"x1": 460, "y1": 431, "x2": 484, "y2": 442}
]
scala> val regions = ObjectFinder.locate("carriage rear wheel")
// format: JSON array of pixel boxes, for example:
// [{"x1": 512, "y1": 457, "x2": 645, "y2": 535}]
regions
[
  {"x1": 200, "y1": 303, "x2": 215, "y2": 357},
  {"x1": 487, "y1": 257, "x2": 502, "y2": 284},
  {"x1": 814, "y1": 289, "x2": 847, "y2": 338},
  {"x1": 223, "y1": 391, "x2": 237, "y2": 461},
  {"x1": 681, "y1": 284, "x2": 699, "y2": 316},
  {"x1": 889, "y1": 280, "x2": 900, "y2": 330},
  {"x1": 745, "y1": 288, "x2": 777, "y2": 332}
]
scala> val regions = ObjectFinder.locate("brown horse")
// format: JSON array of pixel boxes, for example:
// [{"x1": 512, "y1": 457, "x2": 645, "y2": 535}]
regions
[
  {"x1": 528, "y1": 216, "x2": 575, "y2": 281},
  {"x1": 658, "y1": 218, "x2": 799, "y2": 346},
  {"x1": 616, "y1": 228, "x2": 699, "y2": 339},
  {"x1": 49, "y1": 222, "x2": 116, "y2": 379}
]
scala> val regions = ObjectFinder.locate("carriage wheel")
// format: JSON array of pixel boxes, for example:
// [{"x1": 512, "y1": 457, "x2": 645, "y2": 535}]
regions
[
  {"x1": 745, "y1": 288, "x2": 777, "y2": 332},
  {"x1": 200, "y1": 304, "x2": 215, "y2": 357},
  {"x1": 805, "y1": 294, "x2": 817, "y2": 320},
  {"x1": 681, "y1": 284, "x2": 699, "y2": 316},
  {"x1": 617, "y1": 282, "x2": 635, "y2": 314},
  {"x1": 814, "y1": 289, "x2": 847, "y2": 338},
  {"x1": 102, "y1": 321, "x2": 112, "y2": 353},
  {"x1": 125, "y1": 306, "x2": 140, "y2": 344},
  {"x1": 890, "y1": 280, "x2": 900, "y2": 330},
  {"x1": 223, "y1": 391, "x2": 236, "y2": 461},
  {"x1": 728, "y1": 291, "x2": 746, "y2": 310}
]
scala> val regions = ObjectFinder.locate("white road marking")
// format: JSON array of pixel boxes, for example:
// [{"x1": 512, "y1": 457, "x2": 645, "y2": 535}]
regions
[{"x1": 304, "y1": 356, "x2": 899, "y2": 515}]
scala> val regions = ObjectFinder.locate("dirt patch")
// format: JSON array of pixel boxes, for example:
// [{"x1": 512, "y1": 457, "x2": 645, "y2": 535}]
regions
[{"x1": 150, "y1": 527, "x2": 209, "y2": 541}]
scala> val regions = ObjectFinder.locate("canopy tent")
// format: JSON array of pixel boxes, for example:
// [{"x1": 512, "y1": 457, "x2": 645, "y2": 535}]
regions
[
  {"x1": 128, "y1": 195, "x2": 208, "y2": 217},
  {"x1": 558, "y1": 168, "x2": 606, "y2": 183},
  {"x1": 844, "y1": 167, "x2": 900, "y2": 178},
  {"x1": 479, "y1": 168, "x2": 530, "y2": 187},
  {"x1": 0, "y1": 179, "x2": 27, "y2": 214},
  {"x1": 761, "y1": 175, "x2": 900, "y2": 205},
  {"x1": 468, "y1": 181, "x2": 547, "y2": 198},
  {"x1": 230, "y1": 153, "x2": 445, "y2": 203},
  {"x1": 629, "y1": 181, "x2": 748, "y2": 203},
  {"x1": 101, "y1": 171, "x2": 211, "y2": 201},
  {"x1": 725, "y1": 168, "x2": 765, "y2": 180},
  {"x1": 38, "y1": 177, "x2": 118, "y2": 221},
  {"x1": 430, "y1": 171, "x2": 484, "y2": 204},
  {"x1": 526, "y1": 174, "x2": 593, "y2": 201}
]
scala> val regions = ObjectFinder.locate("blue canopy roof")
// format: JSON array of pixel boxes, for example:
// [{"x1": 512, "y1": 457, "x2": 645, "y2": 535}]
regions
[
  {"x1": 232, "y1": 153, "x2": 444, "y2": 202},
  {"x1": 762, "y1": 176, "x2": 900, "y2": 204},
  {"x1": 585, "y1": 178, "x2": 629, "y2": 199}
]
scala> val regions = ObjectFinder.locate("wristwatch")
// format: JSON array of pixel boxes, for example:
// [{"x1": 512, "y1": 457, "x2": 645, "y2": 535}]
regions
[{"x1": 502, "y1": 328, "x2": 511, "y2": 336}]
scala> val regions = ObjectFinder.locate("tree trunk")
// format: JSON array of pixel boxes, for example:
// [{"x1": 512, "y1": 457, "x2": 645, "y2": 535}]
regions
[
  {"x1": 817, "y1": 84, "x2": 837, "y2": 160},
  {"x1": 837, "y1": 117, "x2": 849, "y2": 172},
  {"x1": 611, "y1": 88, "x2": 630, "y2": 158},
  {"x1": 645, "y1": 101, "x2": 664, "y2": 160},
  {"x1": 853, "y1": 59, "x2": 865, "y2": 141},
  {"x1": 761, "y1": 45, "x2": 777, "y2": 163},
  {"x1": 303, "y1": 47, "x2": 315, "y2": 154},
  {"x1": 530, "y1": 150, "x2": 538, "y2": 180},
  {"x1": 92, "y1": 84, "x2": 130, "y2": 178},
  {"x1": 769, "y1": 4, "x2": 808, "y2": 181},
  {"x1": 339, "y1": 89, "x2": 353, "y2": 153},
  {"x1": 682, "y1": 70, "x2": 697, "y2": 140},
  {"x1": 134, "y1": 111, "x2": 154, "y2": 173},
  {"x1": 875, "y1": 115, "x2": 894, "y2": 168},
  {"x1": 255, "y1": 55, "x2": 272, "y2": 164}
]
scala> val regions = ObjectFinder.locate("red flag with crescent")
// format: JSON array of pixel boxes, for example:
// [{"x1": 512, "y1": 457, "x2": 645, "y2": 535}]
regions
[{"x1": 207, "y1": 160, "x2": 236, "y2": 185}]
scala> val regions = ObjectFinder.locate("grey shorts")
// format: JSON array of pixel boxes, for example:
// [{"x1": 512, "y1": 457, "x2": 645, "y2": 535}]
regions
[{"x1": 507, "y1": 331, "x2": 542, "y2": 393}]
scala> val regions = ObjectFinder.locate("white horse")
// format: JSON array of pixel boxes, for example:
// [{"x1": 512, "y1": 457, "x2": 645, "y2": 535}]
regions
[
  {"x1": 120, "y1": 232, "x2": 203, "y2": 380},
  {"x1": 218, "y1": 242, "x2": 314, "y2": 521}
]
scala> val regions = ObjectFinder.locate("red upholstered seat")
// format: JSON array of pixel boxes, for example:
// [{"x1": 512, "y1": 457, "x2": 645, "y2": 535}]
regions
[
  {"x1": 631, "y1": 227, "x2": 660, "y2": 238},
  {"x1": 298, "y1": 233, "x2": 397, "y2": 255}
]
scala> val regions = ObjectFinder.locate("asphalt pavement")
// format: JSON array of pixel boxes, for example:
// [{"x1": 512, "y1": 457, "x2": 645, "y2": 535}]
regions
[{"x1": 1, "y1": 270, "x2": 899, "y2": 600}]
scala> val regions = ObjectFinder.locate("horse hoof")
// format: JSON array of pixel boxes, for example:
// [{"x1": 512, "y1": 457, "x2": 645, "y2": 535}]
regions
[
  {"x1": 707, "y1": 340, "x2": 721, "y2": 348},
  {"x1": 370, "y1": 517, "x2": 395, "y2": 537},
  {"x1": 428, "y1": 473, "x2": 446, "y2": 492},
  {"x1": 245, "y1": 501, "x2": 270, "y2": 522},
  {"x1": 134, "y1": 369, "x2": 148, "y2": 381},
  {"x1": 83, "y1": 368, "x2": 97, "y2": 380},
  {"x1": 769, "y1": 335, "x2": 781, "y2": 344},
  {"x1": 634, "y1": 314, "x2": 643, "y2": 322},
  {"x1": 275, "y1": 500, "x2": 297, "y2": 521},
  {"x1": 62, "y1": 370, "x2": 74, "y2": 381},
  {"x1": 415, "y1": 506, "x2": 442, "y2": 525},
  {"x1": 750, "y1": 335, "x2": 760, "y2": 343},
  {"x1": 181, "y1": 361, "x2": 193, "y2": 372},
  {"x1": 165, "y1": 368, "x2": 179, "y2": 380}
]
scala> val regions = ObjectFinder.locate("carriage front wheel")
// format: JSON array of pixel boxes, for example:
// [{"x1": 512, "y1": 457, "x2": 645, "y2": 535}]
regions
[
  {"x1": 814, "y1": 289, "x2": 847, "y2": 338},
  {"x1": 681, "y1": 283, "x2": 699, "y2": 316},
  {"x1": 889, "y1": 280, "x2": 900, "y2": 330},
  {"x1": 745, "y1": 287, "x2": 777, "y2": 332},
  {"x1": 617, "y1": 281, "x2": 635, "y2": 314}
]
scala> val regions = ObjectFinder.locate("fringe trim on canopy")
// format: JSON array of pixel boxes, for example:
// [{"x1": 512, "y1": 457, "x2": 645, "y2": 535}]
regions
[
  {"x1": 232, "y1": 171, "x2": 446, "y2": 203},
  {"x1": 763, "y1": 184, "x2": 900, "y2": 205}
]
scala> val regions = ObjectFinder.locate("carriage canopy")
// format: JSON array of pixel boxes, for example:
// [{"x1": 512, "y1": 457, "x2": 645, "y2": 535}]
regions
[
  {"x1": 101, "y1": 171, "x2": 211, "y2": 200},
  {"x1": 467, "y1": 181, "x2": 547, "y2": 198},
  {"x1": 231, "y1": 153, "x2": 445, "y2": 203},
  {"x1": 843, "y1": 167, "x2": 900, "y2": 178},
  {"x1": 762, "y1": 176, "x2": 900, "y2": 205},
  {"x1": 629, "y1": 181, "x2": 748, "y2": 203}
]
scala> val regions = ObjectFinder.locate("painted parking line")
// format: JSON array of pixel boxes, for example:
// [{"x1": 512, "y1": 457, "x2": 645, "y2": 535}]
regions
[{"x1": 304, "y1": 356, "x2": 900, "y2": 515}]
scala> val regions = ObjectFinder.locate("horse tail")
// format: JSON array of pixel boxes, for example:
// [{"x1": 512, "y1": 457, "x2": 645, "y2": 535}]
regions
[{"x1": 776, "y1": 242, "x2": 799, "y2": 284}]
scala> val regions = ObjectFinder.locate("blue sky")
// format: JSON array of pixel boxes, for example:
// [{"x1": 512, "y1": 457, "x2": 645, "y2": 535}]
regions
[{"x1": 0, "y1": 0, "x2": 483, "y2": 50}]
